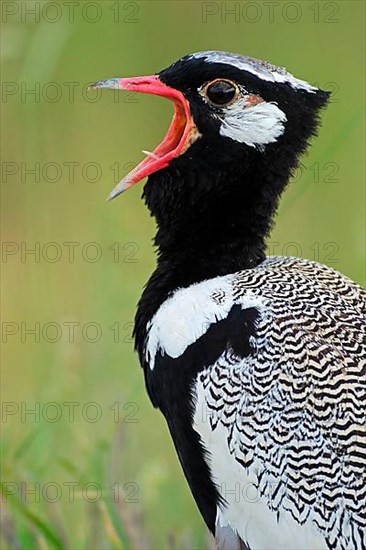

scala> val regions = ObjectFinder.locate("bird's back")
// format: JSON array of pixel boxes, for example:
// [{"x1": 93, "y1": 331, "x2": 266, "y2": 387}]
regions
[{"x1": 145, "y1": 257, "x2": 366, "y2": 549}]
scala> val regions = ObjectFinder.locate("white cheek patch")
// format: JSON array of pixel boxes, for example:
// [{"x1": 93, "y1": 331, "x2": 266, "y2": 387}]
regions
[{"x1": 218, "y1": 99, "x2": 287, "y2": 149}]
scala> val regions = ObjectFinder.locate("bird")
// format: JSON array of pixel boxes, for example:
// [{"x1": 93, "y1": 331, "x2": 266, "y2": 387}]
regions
[{"x1": 91, "y1": 51, "x2": 366, "y2": 550}]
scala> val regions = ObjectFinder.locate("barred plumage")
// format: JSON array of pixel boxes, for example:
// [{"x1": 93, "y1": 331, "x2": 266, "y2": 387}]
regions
[{"x1": 192, "y1": 256, "x2": 365, "y2": 549}]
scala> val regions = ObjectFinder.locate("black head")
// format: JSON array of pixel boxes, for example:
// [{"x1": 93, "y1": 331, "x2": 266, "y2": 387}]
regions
[{"x1": 150, "y1": 52, "x2": 328, "y2": 248}]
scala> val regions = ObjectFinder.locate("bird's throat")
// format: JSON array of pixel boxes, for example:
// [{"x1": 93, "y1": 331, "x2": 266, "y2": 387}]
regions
[{"x1": 141, "y1": 155, "x2": 288, "y2": 299}]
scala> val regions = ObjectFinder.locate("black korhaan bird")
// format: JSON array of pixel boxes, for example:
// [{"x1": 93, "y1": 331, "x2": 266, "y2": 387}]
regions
[{"x1": 92, "y1": 52, "x2": 366, "y2": 549}]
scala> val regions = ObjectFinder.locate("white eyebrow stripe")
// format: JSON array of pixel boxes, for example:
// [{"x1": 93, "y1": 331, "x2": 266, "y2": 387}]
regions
[{"x1": 189, "y1": 51, "x2": 317, "y2": 93}]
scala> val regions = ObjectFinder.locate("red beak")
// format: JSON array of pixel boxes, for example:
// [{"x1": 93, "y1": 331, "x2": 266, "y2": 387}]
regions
[{"x1": 90, "y1": 75, "x2": 200, "y2": 200}]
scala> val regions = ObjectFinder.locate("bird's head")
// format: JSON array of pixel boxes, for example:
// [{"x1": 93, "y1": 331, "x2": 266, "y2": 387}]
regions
[
  {"x1": 92, "y1": 51, "x2": 329, "y2": 205},
  {"x1": 92, "y1": 51, "x2": 330, "y2": 259}
]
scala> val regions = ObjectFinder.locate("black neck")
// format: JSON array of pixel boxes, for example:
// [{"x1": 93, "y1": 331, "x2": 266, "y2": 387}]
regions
[
  {"x1": 134, "y1": 143, "x2": 294, "y2": 362},
  {"x1": 147, "y1": 140, "x2": 297, "y2": 279}
]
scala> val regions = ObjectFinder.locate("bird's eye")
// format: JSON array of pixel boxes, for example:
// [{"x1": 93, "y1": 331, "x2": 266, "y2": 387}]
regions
[{"x1": 204, "y1": 79, "x2": 239, "y2": 106}]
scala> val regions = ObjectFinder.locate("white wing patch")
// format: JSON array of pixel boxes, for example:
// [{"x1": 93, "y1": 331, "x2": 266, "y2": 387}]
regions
[
  {"x1": 190, "y1": 51, "x2": 317, "y2": 93},
  {"x1": 218, "y1": 98, "x2": 287, "y2": 149},
  {"x1": 145, "y1": 274, "x2": 264, "y2": 369}
]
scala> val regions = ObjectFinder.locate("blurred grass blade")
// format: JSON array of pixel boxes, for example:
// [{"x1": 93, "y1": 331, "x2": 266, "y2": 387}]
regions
[
  {"x1": 4, "y1": 493, "x2": 64, "y2": 550},
  {"x1": 101, "y1": 496, "x2": 130, "y2": 549}
]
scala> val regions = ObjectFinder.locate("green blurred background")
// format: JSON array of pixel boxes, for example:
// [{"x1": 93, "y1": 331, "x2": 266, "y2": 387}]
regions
[{"x1": 1, "y1": 1, "x2": 365, "y2": 548}]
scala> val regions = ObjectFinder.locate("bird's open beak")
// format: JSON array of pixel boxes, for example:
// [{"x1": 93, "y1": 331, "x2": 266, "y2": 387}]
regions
[{"x1": 90, "y1": 75, "x2": 200, "y2": 200}]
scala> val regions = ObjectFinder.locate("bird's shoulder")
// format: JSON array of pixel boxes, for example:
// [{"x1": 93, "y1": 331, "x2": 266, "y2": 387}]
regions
[{"x1": 144, "y1": 255, "x2": 365, "y2": 371}]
